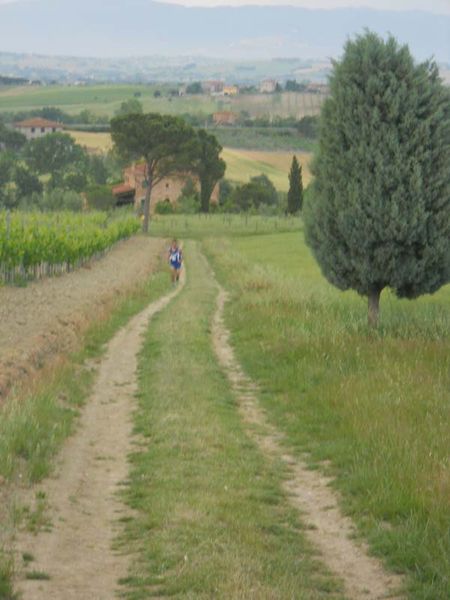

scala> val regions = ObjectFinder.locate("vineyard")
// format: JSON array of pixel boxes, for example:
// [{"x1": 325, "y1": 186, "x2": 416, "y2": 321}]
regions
[{"x1": 0, "y1": 210, "x2": 140, "y2": 283}]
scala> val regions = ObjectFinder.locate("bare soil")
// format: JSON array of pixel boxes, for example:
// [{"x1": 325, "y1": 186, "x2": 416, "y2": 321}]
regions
[
  {"x1": 14, "y1": 271, "x2": 185, "y2": 599},
  {"x1": 0, "y1": 236, "x2": 165, "y2": 401},
  {"x1": 212, "y1": 285, "x2": 405, "y2": 600}
]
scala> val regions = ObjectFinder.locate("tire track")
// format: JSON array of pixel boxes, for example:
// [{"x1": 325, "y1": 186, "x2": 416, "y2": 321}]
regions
[
  {"x1": 212, "y1": 283, "x2": 404, "y2": 600},
  {"x1": 14, "y1": 271, "x2": 185, "y2": 600}
]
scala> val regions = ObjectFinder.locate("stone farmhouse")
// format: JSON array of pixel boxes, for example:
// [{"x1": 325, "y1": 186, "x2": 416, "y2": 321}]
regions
[
  {"x1": 13, "y1": 118, "x2": 63, "y2": 140},
  {"x1": 112, "y1": 163, "x2": 219, "y2": 212}
]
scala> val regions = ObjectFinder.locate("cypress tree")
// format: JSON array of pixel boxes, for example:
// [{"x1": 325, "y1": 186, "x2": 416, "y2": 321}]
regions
[
  {"x1": 304, "y1": 32, "x2": 450, "y2": 327},
  {"x1": 287, "y1": 155, "x2": 303, "y2": 214}
]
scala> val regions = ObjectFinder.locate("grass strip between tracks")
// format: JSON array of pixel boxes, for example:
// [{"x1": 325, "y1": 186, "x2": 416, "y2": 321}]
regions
[{"x1": 119, "y1": 241, "x2": 342, "y2": 599}]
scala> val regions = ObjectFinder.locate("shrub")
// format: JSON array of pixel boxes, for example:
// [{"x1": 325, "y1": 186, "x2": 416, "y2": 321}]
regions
[
  {"x1": 85, "y1": 185, "x2": 117, "y2": 211},
  {"x1": 155, "y1": 200, "x2": 174, "y2": 214}
]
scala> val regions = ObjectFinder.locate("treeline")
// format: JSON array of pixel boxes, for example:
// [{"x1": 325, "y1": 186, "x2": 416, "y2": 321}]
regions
[
  {"x1": 0, "y1": 119, "x2": 122, "y2": 211},
  {"x1": 0, "y1": 106, "x2": 109, "y2": 126},
  {"x1": 0, "y1": 75, "x2": 30, "y2": 86},
  {"x1": 155, "y1": 170, "x2": 303, "y2": 217}
]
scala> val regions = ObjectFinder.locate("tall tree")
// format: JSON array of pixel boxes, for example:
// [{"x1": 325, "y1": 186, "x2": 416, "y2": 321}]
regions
[
  {"x1": 14, "y1": 165, "x2": 43, "y2": 198},
  {"x1": 114, "y1": 98, "x2": 143, "y2": 117},
  {"x1": 287, "y1": 155, "x2": 303, "y2": 214},
  {"x1": 111, "y1": 113, "x2": 196, "y2": 232},
  {"x1": 24, "y1": 132, "x2": 87, "y2": 176},
  {"x1": 192, "y1": 130, "x2": 226, "y2": 213},
  {"x1": 304, "y1": 32, "x2": 450, "y2": 327}
]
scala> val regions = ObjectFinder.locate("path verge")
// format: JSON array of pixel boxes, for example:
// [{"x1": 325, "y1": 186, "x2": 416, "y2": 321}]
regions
[
  {"x1": 0, "y1": 236, "x2": 165, "y2": 401},
  {"x1": 212, "y1": 284, "x2": 404, "y2": 600}
]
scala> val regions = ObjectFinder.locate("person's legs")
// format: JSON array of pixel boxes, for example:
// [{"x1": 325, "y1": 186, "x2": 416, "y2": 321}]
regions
[{"x1": 171, "y1": 267, "x2": 177, "y2": 284}]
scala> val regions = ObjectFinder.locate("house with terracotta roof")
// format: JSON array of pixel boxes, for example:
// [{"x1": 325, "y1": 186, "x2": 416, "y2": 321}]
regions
[
  {"x1": 112, "y1": 163, "x2": 219, "y2": 212},
  {"x1": 13, "y1": 118, "x2": 63, "y2": 140}
]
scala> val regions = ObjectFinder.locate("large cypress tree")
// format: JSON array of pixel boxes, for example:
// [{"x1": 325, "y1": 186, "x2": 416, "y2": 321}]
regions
[
  {"x1": 304, "y1": 32, "x2": 450, "y2": 327},
  {"x1": 287, "y1": 155, "x2": 303, "y2": 214}
]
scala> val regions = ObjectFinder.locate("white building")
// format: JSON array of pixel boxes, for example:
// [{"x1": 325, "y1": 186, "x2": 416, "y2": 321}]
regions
[
  {"x1": 259, "y1": 79, "x2": 278, "y2": 94},
  {"x1": 13, "y1": 118, "x2": 63, "y2": 140}
]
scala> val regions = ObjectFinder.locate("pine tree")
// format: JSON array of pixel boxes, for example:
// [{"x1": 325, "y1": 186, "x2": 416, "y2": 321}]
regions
[
  {"x1": 287, "y1": 155, "x2": 303, "y2": 214},
  {"x1": 304, "y1": 32, "x2": 450, "y2": 327}
]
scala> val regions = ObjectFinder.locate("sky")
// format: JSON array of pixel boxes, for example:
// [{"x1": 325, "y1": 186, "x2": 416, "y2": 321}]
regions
[
  {"x1": 0, "y1": 0, "x2": 449, "y2": 10},
  {"x1": 160, "y1": 0, "x2": 450, "y2": 14}
]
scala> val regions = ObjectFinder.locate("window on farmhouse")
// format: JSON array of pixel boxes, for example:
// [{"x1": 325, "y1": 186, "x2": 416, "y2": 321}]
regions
[
  {"x1": 41, "y1": 127, "x2": 45, "y2": 133},
  {"x1": 31, "y1": 128, "x2": 35, "y2": 133}
]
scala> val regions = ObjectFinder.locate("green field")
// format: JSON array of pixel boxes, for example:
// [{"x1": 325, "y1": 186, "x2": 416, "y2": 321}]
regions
[
  {"x1": 0, "y1": 84, "x2": 325, "y2": 120},
  {"x1": 222, "y1": 148, "x2": 312, "y2": 191},
  {"x1": 1, "y1": 214, "x2": 447, "y2": 599},
  {"x1": 201, "y1": 224, "x2": 449, "y2": 599}
]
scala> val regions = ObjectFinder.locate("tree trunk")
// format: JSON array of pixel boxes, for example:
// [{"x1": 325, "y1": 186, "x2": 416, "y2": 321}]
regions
[
  {"x1": 368, "y1": 287, "x2": 382, "y2": 328},
  {"x1": 200, "y1": 177, "x2": 212, "y2": 213},
  {"x1": 142, "y1": 171, "x2": 153, "y2": 234}
]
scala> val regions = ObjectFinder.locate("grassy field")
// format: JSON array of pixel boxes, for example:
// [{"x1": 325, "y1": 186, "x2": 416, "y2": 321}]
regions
[
  {"x1": 0, "y1": 84, "x2": 325, "y2": 119},
  {"x1": 222, "y1": 148, "x2": 312, "y2": 191},
  {"x1": 2, "y1": 213, "x2": 447, "y2": 598},
  {"x1": 201, "y1": 225, "x2": 450, "y2": 599},
  {"x1": 214, "y1": 126, "x2": 318, "y2": 152},
  {"x1": 67, "y1": 129, "x2": 112, "y2": 152},
  {"x1": 119, "y1": 241, "x2": 342, "y2": 599}
]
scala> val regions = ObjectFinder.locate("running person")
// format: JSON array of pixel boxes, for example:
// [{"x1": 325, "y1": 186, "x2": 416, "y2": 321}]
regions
[{"x1": 168, "y1": 239, "x2": 183, "y2": 284}]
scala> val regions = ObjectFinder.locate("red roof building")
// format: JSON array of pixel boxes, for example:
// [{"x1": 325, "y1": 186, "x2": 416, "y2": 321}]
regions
[{"x1": 13, "y1": 118, "x2": 63, "y2": 140}]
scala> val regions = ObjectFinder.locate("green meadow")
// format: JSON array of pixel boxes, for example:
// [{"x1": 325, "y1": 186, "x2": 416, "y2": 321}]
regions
[
  {"x1": 200, "y1": 223, "x2": 449, "y2": 599},
  {"x1": 0, "y1": 84, "x2": 324, "y2": 121},
  {"x1": 0, "y1": 215, "x2": 448, "y2": 599}
]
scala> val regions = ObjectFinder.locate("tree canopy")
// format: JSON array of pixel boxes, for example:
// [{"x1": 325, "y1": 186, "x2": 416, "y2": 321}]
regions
[
  {"x1": 190, "y1": 130, "x2": 226, "y2": 213},
  {"x1": 287, "y1": 155, "x2": 303, "y2": 214},
  {"x1": 111, "y1": 112, "x2": 197, "y2": 231},
  {"x1": 24, "y1": 132, "x2": 87, "y2": 176},
  {"x1": 304, "y1": 31, "x2": 450, "y2": 326},
  {"x1": 233, "y1": 174, "x2": 277, "y2": 212}
]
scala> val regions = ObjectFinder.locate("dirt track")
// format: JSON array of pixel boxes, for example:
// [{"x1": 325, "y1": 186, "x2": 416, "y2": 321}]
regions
[
  {"x1": 212, "y1": 284, "x2": 404, "y2": 600},
  {"x1": 15, "y1": 270, "x2": 185, "y2": 599},
  {"x1": 0, "y1": 236, "x2": 165, "y2": 401}
]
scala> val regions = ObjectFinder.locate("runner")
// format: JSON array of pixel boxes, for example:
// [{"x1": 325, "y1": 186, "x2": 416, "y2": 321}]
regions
[{"x1": 168, "y1": 239, "x2": 183, "y2": 284}]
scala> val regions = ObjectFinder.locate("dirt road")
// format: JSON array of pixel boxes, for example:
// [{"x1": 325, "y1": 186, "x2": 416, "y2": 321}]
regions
[
  {"x1": 0, "y1": 236, "x2": 165, "y2": 401},
  {"x1": 15, "y1": 271, "x2": 185, "y2": 599},
  {"x1": 212, "y1": 283, "x2": 404, "y2": 600}
]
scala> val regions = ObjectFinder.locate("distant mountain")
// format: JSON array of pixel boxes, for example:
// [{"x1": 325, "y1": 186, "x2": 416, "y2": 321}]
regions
[{"x1": 0, "y1": 0, "x2": 448, "y2": 62}]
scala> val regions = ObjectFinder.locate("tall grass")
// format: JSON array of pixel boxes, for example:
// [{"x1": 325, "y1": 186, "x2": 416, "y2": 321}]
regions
[
  {"x1": 149, "y1": 214, "x2": 301, "y2": 240},
  {"x1": 204, "y1": 232, "x2": 450, "y2": 599}
]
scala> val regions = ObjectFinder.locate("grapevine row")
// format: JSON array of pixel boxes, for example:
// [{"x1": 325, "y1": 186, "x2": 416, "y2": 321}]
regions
[{"x1": 0, "y1": 211, "x2": 140, "y2": 283}]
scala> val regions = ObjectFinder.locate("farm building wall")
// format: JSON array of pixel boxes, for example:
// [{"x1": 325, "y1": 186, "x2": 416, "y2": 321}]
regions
[{"x1": 122, "y1": 164, "x2": 219, "y2": 213}]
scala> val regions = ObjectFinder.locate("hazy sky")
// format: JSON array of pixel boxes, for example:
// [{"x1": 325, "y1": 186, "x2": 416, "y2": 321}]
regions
[
  {"x1": 160, "y1": 0, "x2": 450, "y2": 14},
  {"x1": 0, "y1": 0, "x2": 449, "y2": 10}
]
